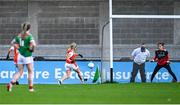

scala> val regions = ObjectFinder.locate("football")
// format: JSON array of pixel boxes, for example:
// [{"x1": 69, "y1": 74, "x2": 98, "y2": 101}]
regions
[{"x1": 88, "y1": 61, "x2": 94, "y2": 69}]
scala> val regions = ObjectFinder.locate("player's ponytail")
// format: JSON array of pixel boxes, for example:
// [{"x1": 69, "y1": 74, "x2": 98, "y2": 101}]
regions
[
  {"x1": 70, "y1": 42, "x2": 77, "y2": 49},
  {"x1": 21, "y1": 22, "x2": 31, "y2": 35}
]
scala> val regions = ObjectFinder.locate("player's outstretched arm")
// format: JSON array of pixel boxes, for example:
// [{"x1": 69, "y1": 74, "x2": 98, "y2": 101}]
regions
[
  {"x1": 6, "y1": 47, "x2": 12, "y2": 60},
  {"x1": 78, "y1": 54, "x2": 83, "y2": 58}
]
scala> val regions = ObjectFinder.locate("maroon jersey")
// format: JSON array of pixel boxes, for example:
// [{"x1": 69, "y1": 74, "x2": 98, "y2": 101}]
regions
[{"x1": 153, "y1": 49, "x2": 169, "y2": 66}]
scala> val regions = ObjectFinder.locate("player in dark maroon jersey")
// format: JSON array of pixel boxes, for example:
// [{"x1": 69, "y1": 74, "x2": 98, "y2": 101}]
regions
[{"x1": 151, "y1": 42, "x2": 177, "y2": 82}]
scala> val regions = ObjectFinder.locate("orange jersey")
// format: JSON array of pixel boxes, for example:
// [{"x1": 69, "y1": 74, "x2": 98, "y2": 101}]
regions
[
  {"x1": 10, "y1": 46, "x2": 19, "y2": 64},
  {"x1": 66, "y1": 48, "x2": 78, "y2": 64},
  {"x1": 14, "y1": 48, "x2": 18, "y2": 64}
]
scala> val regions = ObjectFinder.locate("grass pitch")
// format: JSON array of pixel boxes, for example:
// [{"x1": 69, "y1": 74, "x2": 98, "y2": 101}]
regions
[{"x1": 0, "y1": 83, "x2": 180, "y2": 104}]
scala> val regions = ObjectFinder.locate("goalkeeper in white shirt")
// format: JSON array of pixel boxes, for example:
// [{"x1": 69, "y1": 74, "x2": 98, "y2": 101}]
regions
[{"x1": 130, "y1": 43, "x2": 150, "y2": 83}]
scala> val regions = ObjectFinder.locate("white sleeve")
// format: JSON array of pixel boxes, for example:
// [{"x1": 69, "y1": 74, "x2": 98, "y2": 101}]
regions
[
  {"x1": 30, "y1": 40, "x2": 36, "y2": 46},
  {"x1": 131, "y1": 49, "x2": 136, "y2": 57},
  {"x1": 147, "y1": 50, "x2": 150, "y2": 58},
  {"x1": 10, "y1": 46, "x2": 14, "y2": 50},
  {"x1": 10, "y1": 38, "x2": 15, "y2": 45}
]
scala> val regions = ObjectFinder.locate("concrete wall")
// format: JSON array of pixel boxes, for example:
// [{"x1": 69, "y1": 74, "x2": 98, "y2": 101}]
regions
[
  {"x1": 0, "y1": 0, "x2": 180, "y2": 60},
  {"x1": 0, "y1": 1, "x2": 28, "y2": 44},
  {"x1": 37, "y1": 1, "x2": 100, "y2": 45}
]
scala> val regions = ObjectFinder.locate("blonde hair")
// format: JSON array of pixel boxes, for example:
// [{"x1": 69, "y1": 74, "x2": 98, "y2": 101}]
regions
[{"x1": 70, "y1": 42, "x2": 77, "y2": 49}]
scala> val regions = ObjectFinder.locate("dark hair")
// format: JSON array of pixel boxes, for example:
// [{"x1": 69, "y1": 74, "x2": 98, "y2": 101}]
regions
[
  {"x1": 22, "y1": 22, "x2": 31, "y2": 31},
  {"x1": 140, "y1": 43, "x2": 146, "y2": 52},
  {"x1": 141, "y1": 46, "x2": 145, "y2": 52},
  {"x1": 158, "y1": 42, "x2": 164, "y2": 46},
  {"x1": 141, "y1": 43, "x2": 145, "y2": 45}
]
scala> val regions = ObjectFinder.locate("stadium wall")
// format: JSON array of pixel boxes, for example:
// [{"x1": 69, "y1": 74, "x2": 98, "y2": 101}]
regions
[{"x1": 0, "y1": 0, "x2": 180, "y2": 60}]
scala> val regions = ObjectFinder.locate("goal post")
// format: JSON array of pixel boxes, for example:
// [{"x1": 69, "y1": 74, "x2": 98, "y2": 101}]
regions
[{"x1": 100, "y1": 0, "x2": 180, "y2": 83}]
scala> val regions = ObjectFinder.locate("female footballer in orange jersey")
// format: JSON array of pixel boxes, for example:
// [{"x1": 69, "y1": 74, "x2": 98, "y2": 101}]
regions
[
  {"x1": 58, "y1": 42, "x2": 84, "y2": 84},
  {"x1": 6, "y1": 39, "x2": 20, "y2": 85},
  {"x1": 6, "y1": 38, "x2": 19, "y2": 65}
]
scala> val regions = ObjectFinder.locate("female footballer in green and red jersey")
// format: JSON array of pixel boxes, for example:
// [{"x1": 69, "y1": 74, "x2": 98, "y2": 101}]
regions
[{"x1": 7, "y1": 22, "x2": 36, "y2": 92}]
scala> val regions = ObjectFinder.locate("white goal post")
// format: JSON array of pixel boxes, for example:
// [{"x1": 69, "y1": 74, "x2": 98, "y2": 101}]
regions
[
  {"x1": 107, "y1": 0, "x2": 180, "y2": 83},
  {"x1": 111, "y1": 15, "x2": 180, "y2": 19}
]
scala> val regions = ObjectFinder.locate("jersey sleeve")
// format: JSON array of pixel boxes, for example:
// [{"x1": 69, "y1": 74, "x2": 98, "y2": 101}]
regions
[
  {"x1": 165, "y1": 50, "x2": 168, "y2": 55},
  {"x1": 29, "y1": 34, "x2": 36, "y2": 46},
  {"x1": 146, "y1": 49, "x2": 150, "y2": 58},
  {"x1": 15, "y1": 36, "x2": 19, "y2": 44},
  {"x1": 165, "y1": 51, "x2": 170, "y2": 60},
  {"x1": 131, "y1": 48, "x2": 138, "y2": 57},
  {"x1": 153, "y1": 50, "x2": 158, "y2": 61},
  {"x1": 29, "y1": 35, "x2": 33, "y2": 41},
  {"x1": 10, "y1": 38, "x2": 16, "y2": 45},
  {"x1": 10, "y1": 46, "x2": 14, "y2": 50}
]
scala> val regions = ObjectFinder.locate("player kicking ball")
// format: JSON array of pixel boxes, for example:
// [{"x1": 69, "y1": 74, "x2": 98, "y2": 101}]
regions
[{"x1": 58, "y1": 42, "x2": 84, "y2": 84}]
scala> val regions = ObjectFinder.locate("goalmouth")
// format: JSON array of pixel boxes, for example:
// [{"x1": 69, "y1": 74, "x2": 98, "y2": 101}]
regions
[{"x1": 100, "y1": 0, "x2": 180, "y2": 83}]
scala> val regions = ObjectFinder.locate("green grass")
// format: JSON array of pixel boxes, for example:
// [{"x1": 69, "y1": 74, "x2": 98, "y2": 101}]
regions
[{"x1": 0, "y1": 83, "x2": 180, "y2": 104}]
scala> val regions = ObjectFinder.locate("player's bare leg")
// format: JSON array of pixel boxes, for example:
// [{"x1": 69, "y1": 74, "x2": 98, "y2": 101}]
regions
[
  {"x1": 75, "y1": 68, "x2": 84, "y2": 83},
  {"x1": 59, "y1": 70, "x2": 71, "y2": 85},
  {"x1": 7, "y1": 64, "x2": 23, "y2": 92},
  {"x1": 27, "y1": 63, "x2": 34, "y2": 92},
  {"x1": 15, "y1": 64, "x2": 20, "y2": 85}
]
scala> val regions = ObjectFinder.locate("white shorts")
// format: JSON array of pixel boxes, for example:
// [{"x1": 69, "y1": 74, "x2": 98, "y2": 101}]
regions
[
  {"x1": 17, "y1": 54, "x2": 34, "y2": 65},
  {"x1": 65, "y1": 63, "x2": 79, "y2": 71}
]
